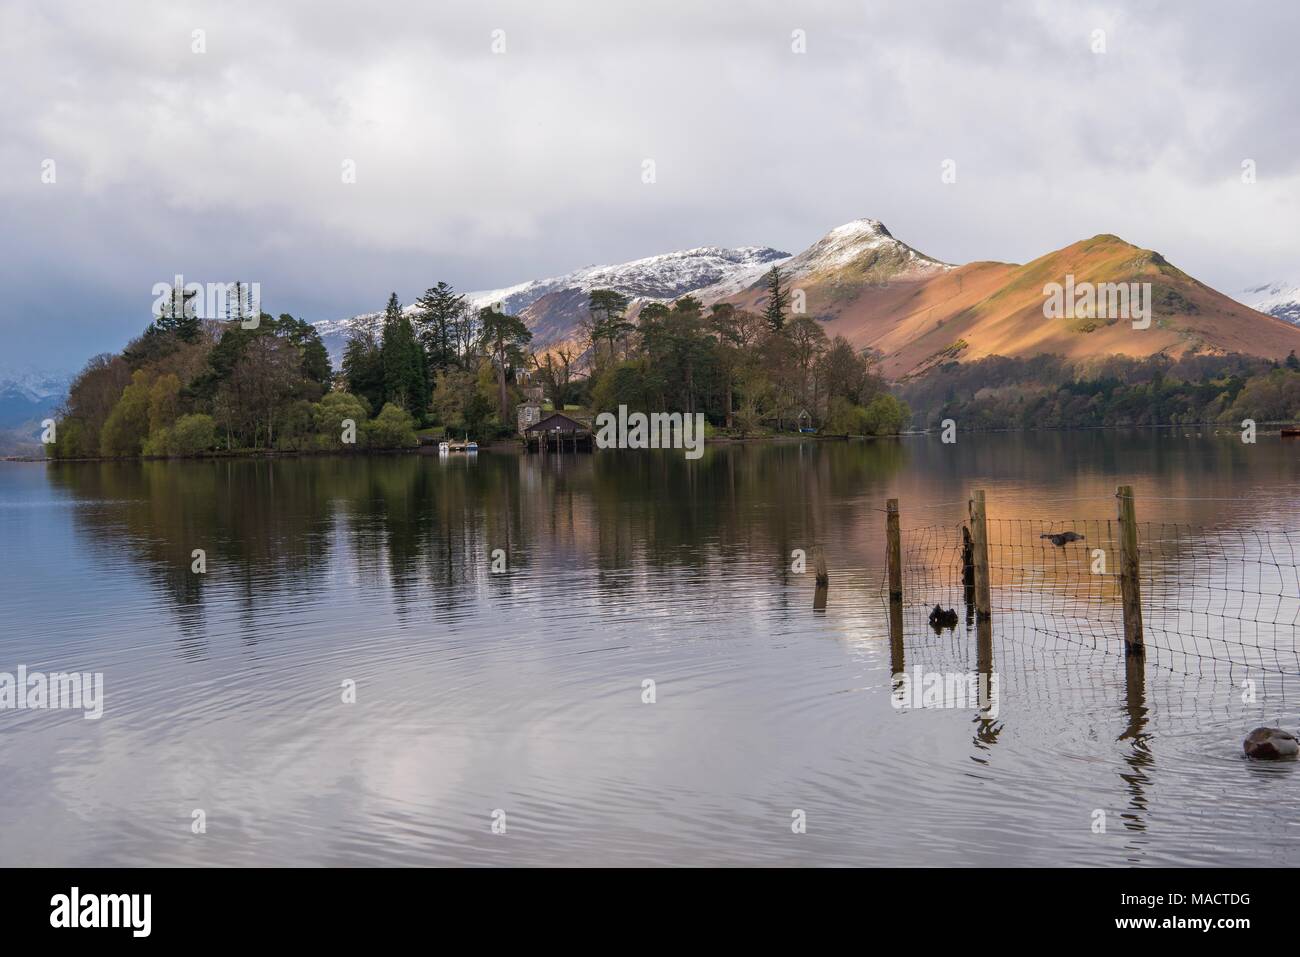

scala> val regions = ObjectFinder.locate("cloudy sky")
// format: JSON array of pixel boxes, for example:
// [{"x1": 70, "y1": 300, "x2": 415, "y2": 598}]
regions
[{"x1": 2, "y1": 0, "x2": 1297, "y2": 371}]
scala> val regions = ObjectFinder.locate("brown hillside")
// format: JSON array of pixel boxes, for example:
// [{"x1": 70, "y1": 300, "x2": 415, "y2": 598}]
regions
[{"x1": 721, "y1": 232, "x2": 1300, "y2": 378}]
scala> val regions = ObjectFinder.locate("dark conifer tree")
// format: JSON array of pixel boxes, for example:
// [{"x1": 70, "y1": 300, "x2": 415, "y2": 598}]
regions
[{"x1": 763, "y1": 266, "x2": 790, "y2": 333}]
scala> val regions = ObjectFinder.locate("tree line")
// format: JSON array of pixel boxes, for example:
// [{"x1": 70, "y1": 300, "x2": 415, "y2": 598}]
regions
[
  {"x1": 339, "y1": 283, "x2": 533, "y2": 439},
  {"x1": 48, "y1": 264, "x2": 918, "y2": 460},
  {"x1": 577, "y1": 267, "x2": 909, "y2": 436},
  {"x1": 48, "y1": 280, "x2": 538, "y2": 458},
  {"x1": 898, "y1": 350, "x2": 1300, "y2": 430}
]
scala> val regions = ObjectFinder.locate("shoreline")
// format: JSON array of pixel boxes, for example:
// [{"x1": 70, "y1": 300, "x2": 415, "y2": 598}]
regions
[{"x1": 6, "y1": 419, "x2": 1299, "y2": 463}]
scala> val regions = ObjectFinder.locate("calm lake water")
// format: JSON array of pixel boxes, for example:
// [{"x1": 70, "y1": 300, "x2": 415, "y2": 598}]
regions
[{"x1": 1, "y1": 431, "x2": 1298, "y2": 866}]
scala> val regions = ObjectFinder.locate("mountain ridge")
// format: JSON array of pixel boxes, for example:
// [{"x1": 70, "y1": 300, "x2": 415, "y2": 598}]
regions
[
  {"x1": 309, "y1": 220, "x2": 1300, "y2": 375},
  {"x1": 1244, "y1": 280, "x2": 1300, "y2": 327}
]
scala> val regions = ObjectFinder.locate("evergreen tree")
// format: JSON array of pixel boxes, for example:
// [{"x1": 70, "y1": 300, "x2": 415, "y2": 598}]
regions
[
  {"x1": 154, "y1": 282, "x2": 202, "y2": 342},
  {"x1": 763, "y1": 266, "x2": 790, "y2": 332},
  {"x1": 478, "y1": 305, "x2": 533, "y2": 423},
  {"x1": 379, "y1": 293, "x2": 427, "y2": 414},
  {"x1": 412, "y1": 281, "x2": 465, "y2": 373},
  {"x1": 342, "y1": 299, "x2": 387, "y2": 413},
  {"x1": 276, "y1": 314, "x2": 333, "y2": 389},
  {"x1": 588, "y1": 289, "x2": 633, "y2": 359}
]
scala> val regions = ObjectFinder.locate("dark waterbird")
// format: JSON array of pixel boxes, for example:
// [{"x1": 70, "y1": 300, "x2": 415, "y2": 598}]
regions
[
  {"x1": 1243, "y1": 726, "x2": 1298, "y2": 759},
  {"x1": 1041, "y1": 531, "x2": 1086, "y2": 547},
  {"x1": 928, "y1": 605, "x2": 958, "y2": 630}
]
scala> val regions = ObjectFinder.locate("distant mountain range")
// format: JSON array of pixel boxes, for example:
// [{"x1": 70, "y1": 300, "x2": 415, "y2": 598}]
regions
[
  {"x1": 5, "y1": 225, "x2": 1297, "y2": 433},
  {"x1": 1243, "y1": 281, "x2": 1300, "y2": 327},
  {"x1": 312, "y1": 244, "x2": 789, "y2": 365},
  {"x1": 717, "y1": 221, "x2": 1300, "y2": 377},
  {"x1": 316, "y1": 219, "x2": 1300, "y2": 378},
  {"x1": 0, "y1": 370, "x2": 69, "y2": 455}
]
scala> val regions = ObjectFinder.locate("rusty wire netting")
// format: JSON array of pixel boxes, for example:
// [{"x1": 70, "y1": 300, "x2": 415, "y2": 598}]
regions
[{"x1": 884, "y1": 512, "x2": 1300, "y2": 682}]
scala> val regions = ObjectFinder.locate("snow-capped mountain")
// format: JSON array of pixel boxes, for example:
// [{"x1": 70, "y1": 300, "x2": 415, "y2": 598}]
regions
[
  {"x1": 771, "y1": 218, "x2": 950, "y2": 282},
  {"x1": 313, "y1": 244, "x2": 789, "y2": 362},
  {"x1": 0, "y1": 368, "x2": 70, "y2": 404},
  {"x1": 1243, "y1": 281, "x2": 1300, "y2": 326},
  {"x1": 0, "y1": 369, "x2": 69, "y2": 455},
  {"x1": 697, "y1": 218, "x2": 954, "y2": 322},
  {"x1": 467, "y1": 244, "x2": 790, "y2": 315},
  {"x1": 311, "y1": 221, "x2": 962, "y2": 362}
]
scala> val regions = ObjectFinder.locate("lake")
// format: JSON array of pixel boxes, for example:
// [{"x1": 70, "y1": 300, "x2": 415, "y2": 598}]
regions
[{"x1": 1, "y1": 431, "x2": 1298, "y2": 866}]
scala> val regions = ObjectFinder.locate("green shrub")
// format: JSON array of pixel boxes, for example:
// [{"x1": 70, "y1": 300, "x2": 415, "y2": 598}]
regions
[
  {"x1": 45, "y1": 418, "x2": 88, "y2": 459},
  {"x1": 313, "y1": 391, "x2": 370, "y2": 449},
  {"x1": 168, "y1": 414, "x2": 216, "y2": 455},
  {"x1": 142, "y1": 427, "x2": 172, "y2": 456},
  {"x1": 276, "y1": 400, "x2": 316, "y2": 451},
  {"x1": 99, "y1": 371, "x2": 152, "y2": 456},
  {"x1": 362, "y1": 403, "x2": 418, "y2": 449},
  {"x1": 862, "y1": 394, "x2": 910, "y2": 435}
]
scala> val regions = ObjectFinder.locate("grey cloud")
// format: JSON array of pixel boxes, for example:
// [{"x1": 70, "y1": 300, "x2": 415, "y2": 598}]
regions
[{"x1": 0, "y1": 0, "x2": 1296, "y2": 367}]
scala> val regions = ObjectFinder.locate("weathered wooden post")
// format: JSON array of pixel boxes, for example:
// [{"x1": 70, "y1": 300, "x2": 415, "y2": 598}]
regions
[
  {"x1": 969, "y1": 490, "x2": 994, "y2": 672},
  {"x1": 886, "y1": 499, "x2": 902, "y2": 604},
  {"x1": 886, "y1": 499, "x2": 904, "y2": 663},
  {"x1": 812, "y1": 545, "x2": 828, "y2": 611},
  {"x1": 1116, "y1": 484, "x2": 1145, "y2": 658},
  {"x1": 968, "y1": 490, "x2": 992, "y2": 623},
  {"x1": 961, "y1": 525, "x2": 975, "y2": 623}
]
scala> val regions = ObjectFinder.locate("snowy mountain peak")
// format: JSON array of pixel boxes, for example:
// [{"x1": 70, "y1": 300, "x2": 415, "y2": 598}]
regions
[
  {"x1": 0, "y1": 368, "x2": 71, "y2": 402},
  {"x1": 1244, "y1": 280, "x2": 1300, "y2": 327},
  {"x1": 827, "y1": 218, "x2": 891, "y2": 239},
  {"x1": 312, "y1": 243, "x2": 791, "y2": 361},
  {"x1": 464, "y1": 244, "x2": 790, "y2": 316},
  {"x1": 783, "y1": 218, "x2": 950, "y2": 278}
]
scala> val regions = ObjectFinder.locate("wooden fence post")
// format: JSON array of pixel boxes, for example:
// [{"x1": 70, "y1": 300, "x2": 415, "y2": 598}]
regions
[
  {"x1": 812, "y1": 545, "x2": 828, "y2": 611},
  {"x1": 814, "y1": 546, "x2": 829, "y2": 588},
  {"x1": 886, "y1": 498, "x2": 904, "y2": 670},
  {"x1": 968, "y1": 490, "x2": 992, "y2": 623},
  {"x1": 969, "y1": 490, "x2": 993, "y2": 673},
  {"x1": 886, "y1": 499, "x2": 902, "y2": 604},
  {"x1": 961, "y1": 525, "x2": 975, "y2": 621},
  {"x1": 1116, "y1": 484, "x2": 1145, "y2": 658}
]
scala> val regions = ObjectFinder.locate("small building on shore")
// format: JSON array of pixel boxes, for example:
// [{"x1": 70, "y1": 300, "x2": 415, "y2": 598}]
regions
[
  {"x1": 524, "y1": 411, "x2": 594, "y2": 453},
  {"x1": 517, "y1": 398, "x2": 543, "y2": 434},
  {"x1": 515, "y1": 369, "x2": 548, "y2": 434}
]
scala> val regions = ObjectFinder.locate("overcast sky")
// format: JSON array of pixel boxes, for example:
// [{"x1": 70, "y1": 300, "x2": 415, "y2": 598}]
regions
[{"x1": 2, "y1": 0, "x2": 1297, "y2": 371}]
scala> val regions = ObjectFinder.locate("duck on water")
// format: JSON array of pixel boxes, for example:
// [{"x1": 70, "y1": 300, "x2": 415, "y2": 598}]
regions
[
  {"x1": 1243, "y1": 727, "x2": 1298, "y2": 759},
  {"x1": 1041, "y1": 531, "x2": 1085, "y2": 547}
]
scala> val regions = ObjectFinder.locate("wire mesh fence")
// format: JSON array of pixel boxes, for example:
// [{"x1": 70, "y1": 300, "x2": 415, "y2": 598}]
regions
[
  {"x1": 1139, "y1": 523, "x2": 1300, "y2": 678},
  {"x1": 881, "y1": 494, "x2": 1300, "y2": 683}
]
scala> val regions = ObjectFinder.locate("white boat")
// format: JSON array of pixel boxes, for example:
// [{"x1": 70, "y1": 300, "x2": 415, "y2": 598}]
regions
[
  {"x1": 466, "y1": 441, "x2": 479, "y2": 452},
  {"x1": 437, "y1": 441, "x2": 450, "y2": 455}
]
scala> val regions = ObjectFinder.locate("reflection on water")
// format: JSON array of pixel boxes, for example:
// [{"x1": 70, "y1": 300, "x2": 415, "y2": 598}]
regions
[{"x1": 1, "y1": 431, "x2": 1298, "y2": 865}]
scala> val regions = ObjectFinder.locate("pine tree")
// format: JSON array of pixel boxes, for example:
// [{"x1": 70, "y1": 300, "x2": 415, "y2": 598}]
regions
[
  {"x1": 413, "y1": 281, "x2": 466, "y2": 373},
  {"x1": 763, "y1": 267, "x2": 790, "y2": 332},
  {"x1": 343, "y1": 296, "x2": 389, "y2": 413},
  {"x1": 380, "y1": 293, "x2": 427, "y2": 414},
  {"x1": 154, "y1": 283, "x2": 202, "y2": 342},
  {"x1": 588, "y1": 289, "x2": 632, "y2": 359},
  {"x1": 478, "y1": 306, "x2": 533, "y2": 423}
]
